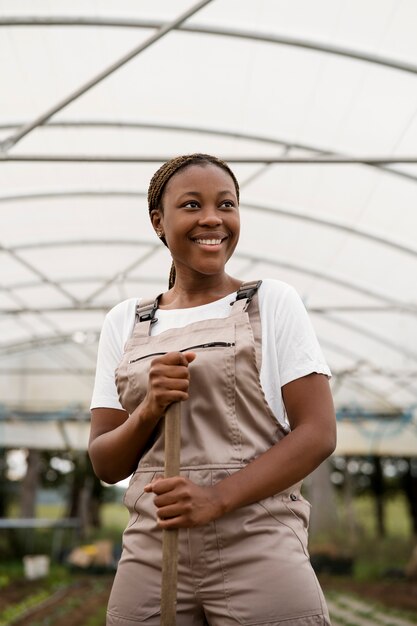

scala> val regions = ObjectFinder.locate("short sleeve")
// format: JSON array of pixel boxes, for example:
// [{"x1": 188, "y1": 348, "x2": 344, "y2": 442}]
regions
[
  {"x1": 275, "y1": 285, "x2": 331, "y2": 387},
  {"x1": 90, "y1": 299, "x2": 136, "y2": 410}
]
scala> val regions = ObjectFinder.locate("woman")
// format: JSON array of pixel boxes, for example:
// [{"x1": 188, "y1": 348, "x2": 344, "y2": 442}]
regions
[{"x1": 89, "y1": 153, "x2": 336, "y2": 625}]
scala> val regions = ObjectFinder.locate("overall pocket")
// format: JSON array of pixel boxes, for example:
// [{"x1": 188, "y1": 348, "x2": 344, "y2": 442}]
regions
[
  {"x1": 214, "y1": 485, "x2": 320, "y2": 624},
  {"x1": 123, "y1": 471, "x2": 156, "y2": 529}
]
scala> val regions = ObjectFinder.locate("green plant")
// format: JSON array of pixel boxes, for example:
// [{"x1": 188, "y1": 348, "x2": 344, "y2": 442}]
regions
[{"x1": 0, "y1": 590, "x2": 50, "y2": 626}]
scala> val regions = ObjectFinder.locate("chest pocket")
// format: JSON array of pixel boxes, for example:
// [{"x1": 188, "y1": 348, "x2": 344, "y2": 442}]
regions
[{"x1": 116, "y1": 321, "x2": 236, "y2": 420}]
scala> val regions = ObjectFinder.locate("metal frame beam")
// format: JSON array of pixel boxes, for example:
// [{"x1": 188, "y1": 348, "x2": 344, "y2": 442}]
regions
[
  {"x1": 1, "y1": 191, "x2": 416, "y2": 260},
  {"x1": 1, "y1": 304, "x2": 408, "y2": 315},
  {"x1": 319, "y1": 313, "x2": 417, "y2": 363},
  {"x1": 320, "y1": 339, "x2": 417, "y2": 404},
  {"x1": 0, "y1": 332, "x2": 99, "y2": 357},
  {"x1": 1, "y1": 239, "x2": 415, "y2": 314},
  {"x1": 2, "y1": 17, "x2": 417, "y2": 76},
  {"x1": 1, "y1": 120, "x2": 416, "y2": 185},
  {"x1": 1, "y1": 154, "x2": 416, "y2": 164},
  {"x1": 79, "y1": 243, "x2": 161, "y2": 304},
  {"x1": 0, "y1": 243, "x2": 80, "y2": 305},
  {"x1": 0, "y1": 1, "x2": 214, "y2": 151},
  {"x1": 2, "y1": 316, "x2": 415, "y2": 408},
  {"x1": 240, "y1": 202, "x2": 417, "y2": 260}
]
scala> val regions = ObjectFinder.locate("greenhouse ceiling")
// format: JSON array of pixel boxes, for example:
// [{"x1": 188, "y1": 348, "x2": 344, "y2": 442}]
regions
[{"x1": 0, "y1": 0, "x2": 417, "y2": 446}]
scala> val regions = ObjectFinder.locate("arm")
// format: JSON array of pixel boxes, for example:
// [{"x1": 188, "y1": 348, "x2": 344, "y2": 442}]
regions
[
  {"x1": 145, "y1": 372, "x2": 336, "y2": 526},
  {"x1": 88, "y1": 351, "x2": 196, "y2": 484}
]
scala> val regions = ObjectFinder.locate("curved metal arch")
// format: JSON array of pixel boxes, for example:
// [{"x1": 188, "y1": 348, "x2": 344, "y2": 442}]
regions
[
  {"x1": 0, "y1": 305, "x2": 412, "y2": 367},
  {"x1": 0, "y1": 332, "x2": 99, "y2": 357},
  {"x1": 0, "y1": 275, "x2": 166, "y2": 292},
  {"x1": 0, "y1": 1, "x2": 214, "y2": 151},
  {"x1": 1, "y1": 307, "x2": 415, "y2": 408},
  {"x1": 320, "y1": 338, "x2": 417, "y2": 404},
  {"x1": 2, "y1": 189, "x2": 416, "y2": 260},
  {"x1": 2, "y1": 154, "x2": 416, "y2": 164},
  {"x1": 1, "y1": 348, "x2": 412, "y2": 410},
  {"x1": 2, "y1": 304, "x2": 407, "y2": 315},
  {"x1": 0, "y1": 242, "x2": 80, "y2": 305},
  {"x1": 316, "y1": 312, "x2": 417, "y2": 363},
  {"x1": 2, "y1": 16, "x2": 417, "y2": 77},
  {"x1": 1, "y1": 119, "x2": 416, "y2": 186},
  {"x1": 333, "y1": 377, "x2": 406, "y2": 411},
  {"x1": 239, "y1": 202, "x2": 417, "y2": 260},
  {"x1": 2, "y1": 238, "x2": 416, "y2": 314}
]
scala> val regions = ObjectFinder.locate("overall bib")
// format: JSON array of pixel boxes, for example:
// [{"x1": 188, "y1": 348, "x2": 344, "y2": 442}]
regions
[{"x1": 107, "y1": 282, "x2": 331, "y2": 626}]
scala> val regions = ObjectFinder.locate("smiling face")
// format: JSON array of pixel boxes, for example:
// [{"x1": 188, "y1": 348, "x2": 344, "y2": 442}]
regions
[{"x1": 151, "y1": 163, "x2": 240, "y2": 282}]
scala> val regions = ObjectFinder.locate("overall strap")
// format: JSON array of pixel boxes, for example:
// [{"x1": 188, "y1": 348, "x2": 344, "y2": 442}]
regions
[
  {"x1": 230, "y1": 280, "x2": 263, "y2": 371},
  {"x1": 229, "y1": 280, "x2": 262, "y2": 314},
  {"x1": 133, "y1": 295, "x2": 161, "y2": 337}
]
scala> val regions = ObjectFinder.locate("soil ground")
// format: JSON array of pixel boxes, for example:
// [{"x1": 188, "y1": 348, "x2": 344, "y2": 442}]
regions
[
  {"x1": 0, "y1": 575, "x2": 112, "y2": 626},
  {"x1": 1, "y1": 574, "x2": 416, "y2": 625},
  {"x1": 320, "y1": 575, "x2": 417, "y2": 614}
]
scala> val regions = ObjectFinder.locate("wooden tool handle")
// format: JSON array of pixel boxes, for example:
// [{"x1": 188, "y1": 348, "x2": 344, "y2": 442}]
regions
[
  {"x1": 164, "y1": 402, "x2": 181, "y2": 478},
  {"x1": 160, "y1": 402, "x2": 181, "y2": 626}
]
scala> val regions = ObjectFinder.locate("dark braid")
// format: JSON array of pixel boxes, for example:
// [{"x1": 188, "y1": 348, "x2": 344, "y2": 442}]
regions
[{"x1": 147, "y1": 153, "x2": 240, "y2": 289}]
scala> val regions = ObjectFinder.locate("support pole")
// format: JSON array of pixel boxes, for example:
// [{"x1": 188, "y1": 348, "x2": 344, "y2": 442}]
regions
[{"x1": 160, "y1": 402, "x2": 181, "y2": 626}]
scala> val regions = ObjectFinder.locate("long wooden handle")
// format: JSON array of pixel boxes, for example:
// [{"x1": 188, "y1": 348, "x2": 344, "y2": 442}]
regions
[{"x1": 160, "y1": 402, "x2": 181, "y2": 626}]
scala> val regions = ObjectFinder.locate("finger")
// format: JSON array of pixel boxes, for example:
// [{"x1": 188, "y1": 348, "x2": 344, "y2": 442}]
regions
[
  {"x1": 157, "y1": 515, "x2": 184, "y2": 529},
  {"x1": 157, "y1": 352, "x2": 191, "y2": 366},
  {"x1": 152, "y1": 376, "x2": 190, "y2": 392},
  {"x1": 157, "y1": 502, "x2": 185, "y2": 519},
  {"x1": 144, "y1": 476, "x2": 181, "y2": 494},
  {"x1": 156, "y1": 366, "x2": 191, "y2": 380}
]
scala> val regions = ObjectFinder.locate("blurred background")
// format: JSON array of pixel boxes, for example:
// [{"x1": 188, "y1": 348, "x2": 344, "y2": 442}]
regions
[{"x1": 0, "y1": 1, "x2": 416, "y2": 624}]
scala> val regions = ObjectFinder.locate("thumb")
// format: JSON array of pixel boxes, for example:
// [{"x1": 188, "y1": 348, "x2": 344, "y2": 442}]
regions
[{"x1": 184, "y1": 351, "x2": 197, "y2": 364}]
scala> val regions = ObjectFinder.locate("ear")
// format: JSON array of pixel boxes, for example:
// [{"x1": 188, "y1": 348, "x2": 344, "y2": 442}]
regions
[{"x1": 150, "y1": 209, "x2": 163, "y2": 233}]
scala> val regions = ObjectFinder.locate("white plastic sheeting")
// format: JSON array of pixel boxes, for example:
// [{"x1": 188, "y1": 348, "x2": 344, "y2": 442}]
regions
[{"x1": 0, "y1": 1, "x2": 417, "y2": 452}]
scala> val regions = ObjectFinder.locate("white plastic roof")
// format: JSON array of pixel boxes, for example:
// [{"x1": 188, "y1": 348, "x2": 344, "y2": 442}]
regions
[{"x1": 1, "y1": 1, "x2": 417, "y2": 452}]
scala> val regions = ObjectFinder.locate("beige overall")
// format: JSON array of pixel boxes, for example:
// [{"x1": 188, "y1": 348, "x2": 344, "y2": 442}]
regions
[{"x1": 107, "y1": 282, "x2": 331, "y2": 626}]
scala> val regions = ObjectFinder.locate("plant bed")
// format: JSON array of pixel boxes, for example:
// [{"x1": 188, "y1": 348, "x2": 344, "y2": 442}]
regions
[{"x1": 0, "y1": 573, "x2": 113, "y2": 626}]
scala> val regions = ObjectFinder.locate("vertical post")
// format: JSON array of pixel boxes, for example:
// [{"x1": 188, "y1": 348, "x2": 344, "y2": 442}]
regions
[{"x1": 160, "y1": 402, "x2": 181, "y2": 626}]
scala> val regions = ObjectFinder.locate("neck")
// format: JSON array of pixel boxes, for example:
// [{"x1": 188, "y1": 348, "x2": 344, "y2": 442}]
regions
[{"x1": 159, "y1": 272, "x2": 241, "y2": 309}]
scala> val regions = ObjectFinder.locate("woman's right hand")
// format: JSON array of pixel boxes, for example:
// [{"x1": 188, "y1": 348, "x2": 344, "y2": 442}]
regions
[{"x1": 142, "y1": 351, "x2": 196, "y2": 421}]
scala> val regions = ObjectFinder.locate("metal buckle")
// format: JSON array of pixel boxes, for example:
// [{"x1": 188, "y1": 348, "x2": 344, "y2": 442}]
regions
[
  {"x1": 233, "y1": 280, "x2": 262, "y2": 305},
  {"x1": 137, "y1": 296, "x2": 160, "y2": 323}
]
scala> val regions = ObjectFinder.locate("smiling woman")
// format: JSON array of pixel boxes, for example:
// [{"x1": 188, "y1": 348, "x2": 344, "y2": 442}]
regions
[
  {"x1": 88, "y1": 153, "x2": 336, "y2": 626},
  {"x1": 148, "y1": 153, "x2": 241, "y2": 292}
]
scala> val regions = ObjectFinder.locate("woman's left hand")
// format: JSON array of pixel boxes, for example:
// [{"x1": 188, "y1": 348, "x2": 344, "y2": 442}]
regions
[{"x1": 144, "y1": 476, "x2": 224, "y2": 528}]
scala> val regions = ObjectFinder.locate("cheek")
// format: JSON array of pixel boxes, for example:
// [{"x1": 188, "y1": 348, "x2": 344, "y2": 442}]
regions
[{"x1": 231, "y1": 215, "x2": 240, "y2": 237}]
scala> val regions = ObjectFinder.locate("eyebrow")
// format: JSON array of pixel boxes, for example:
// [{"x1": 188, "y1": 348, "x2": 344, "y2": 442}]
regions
[{"x1": 178, "y1": 190, "x2": 235, "y2": 199}]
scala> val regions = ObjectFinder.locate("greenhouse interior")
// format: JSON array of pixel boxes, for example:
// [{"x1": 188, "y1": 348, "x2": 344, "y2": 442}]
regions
[{"x1": 0, "y1": 1, "x2": 416, "y2": 624}]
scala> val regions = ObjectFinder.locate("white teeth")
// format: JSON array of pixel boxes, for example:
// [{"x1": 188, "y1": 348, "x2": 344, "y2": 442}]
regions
[{"x1": 195, "y1": 239, "x2": 222, "y2": 245}]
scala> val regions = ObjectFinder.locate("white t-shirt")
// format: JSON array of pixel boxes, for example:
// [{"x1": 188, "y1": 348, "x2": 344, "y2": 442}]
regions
[{"x1": 90, "y1": 279, "x2": 331, "y2": 427}]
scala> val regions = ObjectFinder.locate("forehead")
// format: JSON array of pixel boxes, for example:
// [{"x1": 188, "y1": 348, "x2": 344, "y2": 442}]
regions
[{"x1": 164, "y1": 163, "x2": 236, "y2": 197}]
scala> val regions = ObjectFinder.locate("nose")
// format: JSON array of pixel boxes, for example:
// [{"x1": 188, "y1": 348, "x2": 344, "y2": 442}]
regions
[{"x1": 197, "y1": 205, "x2": 222, "y2": 227}]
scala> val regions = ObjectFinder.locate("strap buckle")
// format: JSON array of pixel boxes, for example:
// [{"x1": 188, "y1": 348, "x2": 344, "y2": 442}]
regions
[
  {"x1": 136, "y1": 296, "x2": 161, "y2": 323},
  {"x1": 232, "y1": 280, "x2": 262, "y2": 307}
]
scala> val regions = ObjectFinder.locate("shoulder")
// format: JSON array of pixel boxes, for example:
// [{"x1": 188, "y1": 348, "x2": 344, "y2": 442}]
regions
[
  {"x1": 104, "y1": 297, "x2": 137, "y2": 324},
  {"x1": 105, "y1": 297, "x2": 138, "y2": 321},
  {"x1": 258, "y1": 278, "x2": 303, "y2": 311},
  {"x1": 100, "y1": 297, "x2": 139, "y2": 342}
]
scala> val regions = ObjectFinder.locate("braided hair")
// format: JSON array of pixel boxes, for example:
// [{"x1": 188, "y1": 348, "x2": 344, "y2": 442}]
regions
[{"x1": 147, "y1": 153, "x2": 240, "y2": 288}]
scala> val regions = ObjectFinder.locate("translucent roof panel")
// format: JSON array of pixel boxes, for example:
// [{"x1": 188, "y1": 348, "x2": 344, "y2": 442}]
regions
[{"x1": 0, "y1": 0, "x2": 416, "y2": 430}]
